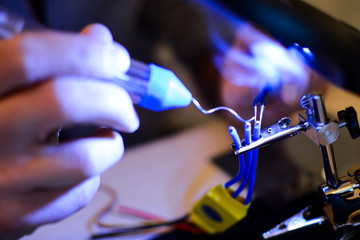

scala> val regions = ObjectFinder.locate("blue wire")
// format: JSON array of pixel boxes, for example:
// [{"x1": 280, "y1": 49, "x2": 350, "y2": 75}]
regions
[
  {"x1": 245, "y1": 121, "x2": 261, "y2": 204},
  {"x1": 253, "y1": 81, "x2": 282, "y2": 106},
  {"x1": 228, "y1": 126, "x2": 242, "y2": 150},
  {"x1": 232, "y1": 150, "x2": 252, "y2": 198},
  {"x1": 245, "y1": 149, "x2": 258, "y2": 204},
  {"x1": 225, "y1": 126, "x2": 246, "y2": 188},
  {"x1": 244, "y1": 122, "x2": 252, "y2": 146},
  {"x1": 253, "y1": 85, "x2": 270, "y2": 106},
  {"x1": 225, "y1": 154, "x2": 246, "y2": 188},
  {"x1": 229, "y1": 85, "x2": 267, "y2": 201},
  {"x1": 232, "y1": 122, "x2": 252, "y2": 198}
]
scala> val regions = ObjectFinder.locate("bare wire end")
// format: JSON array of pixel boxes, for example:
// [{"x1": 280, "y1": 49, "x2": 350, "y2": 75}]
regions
[{"x1": 192, "y1": 97, "x2": 254, "y2": 123}]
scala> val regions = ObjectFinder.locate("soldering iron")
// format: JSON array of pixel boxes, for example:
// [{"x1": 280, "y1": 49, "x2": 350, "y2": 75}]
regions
[
  {"x1": 0, "y1": 8, "x2": 193, "y2": 112},
  {"x1": 113, "y1": 59, "x2": 192, "y2": 111}
]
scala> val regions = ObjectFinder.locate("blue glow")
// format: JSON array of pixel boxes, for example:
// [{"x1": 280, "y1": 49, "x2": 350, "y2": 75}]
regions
[
  {"x1": 251, "y1": 41, "x2": 304, "y2": 78},
  {"x1": 301, "y1": 47, "x2": 315, "y2": 61},
  {"x1": 302, "y1": 47, "x2": 312, "y2": 55},
  {"x1": 288, "y1": 43, "x2": 316, "y2": 63}
]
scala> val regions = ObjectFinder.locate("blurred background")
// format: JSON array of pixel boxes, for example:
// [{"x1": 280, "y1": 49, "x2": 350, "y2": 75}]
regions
[{"x1": 15, "y1": 1, "x2": 360, "y2": 239}]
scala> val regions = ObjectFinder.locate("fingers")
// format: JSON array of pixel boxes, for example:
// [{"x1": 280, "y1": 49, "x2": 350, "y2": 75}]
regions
[
  {"x1": 0, "y1": 77, "x2": 139, "y2": 149},
  {"x1": 21, "y1": 176, "x2": 101, "y2": 227},
  {"x1": 0, "y1": 128, "x2": 123, "y2": 192},
  {"x1": 0, "y1": 176, "x2": 100, "y2": 233},
  {"x1": 39, "y1": 129, "x2": 124, "y2": 186},
  {"x1": 0, "y1": 24, "x2": 135, "y2": 235},
  {"x1": 0, "y1": 30, "x2": 130, "y2": 96},
  {"x1": 0, "y1": 128, "x2": 123, "y2": 233},
  {"x1": 47, "y1": 77, "x2": 139, "y2": 133},
  {"x1": 0, "y1": 129, "x2": 120, "y2": 231}
]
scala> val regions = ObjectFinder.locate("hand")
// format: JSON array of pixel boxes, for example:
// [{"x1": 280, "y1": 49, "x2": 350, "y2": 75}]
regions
[
  {"x1": 217, "y1": 23, "x2": 328, "y2": 124},
  {"x1": 0, "y1": 24, "x2": 139, "y2": 239}
]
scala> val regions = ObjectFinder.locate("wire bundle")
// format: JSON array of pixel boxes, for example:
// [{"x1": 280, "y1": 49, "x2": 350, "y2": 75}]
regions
[
  {"x1": 192, "y1": 95, "x2": 266, "y2": 205},
  {"x1": 225, "y1": 102, "x2": 264, "y2": 205},
  {"x1": 90, "y1": 96, "x2": 267, "y2": 238}
]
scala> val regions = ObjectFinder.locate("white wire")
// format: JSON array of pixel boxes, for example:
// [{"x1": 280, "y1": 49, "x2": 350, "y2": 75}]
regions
[
  {"x1": 192, "y1": 98, "x2": 255, "y2": 123},
  {"x1": 254, "y1": 104, "x2": 265, "y2": 129},
  {"x1": 259, "y1": 104, "x2": 265, "y2": 126}
]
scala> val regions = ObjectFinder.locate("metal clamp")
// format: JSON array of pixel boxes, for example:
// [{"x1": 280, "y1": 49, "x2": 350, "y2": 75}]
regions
[{"x1": 258, "y1": 92, "x2": 360, "y2": 239}]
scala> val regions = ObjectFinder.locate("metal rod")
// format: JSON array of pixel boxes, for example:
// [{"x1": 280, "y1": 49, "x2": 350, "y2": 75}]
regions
[
  {"x1": 312, "y1": 94, "x2": 340, "y2": 189},
  {"x1": 321, "y1": 145, "x2": 339, "y2": 188},
  {"x1": 312, "y1": 95, "x2": 328, "y2": 124}
]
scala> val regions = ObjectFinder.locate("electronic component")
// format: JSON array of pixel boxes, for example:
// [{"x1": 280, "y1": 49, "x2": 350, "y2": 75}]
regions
[{"x1": 190, "y1": 184, "x2": 250, "y2": 234}]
